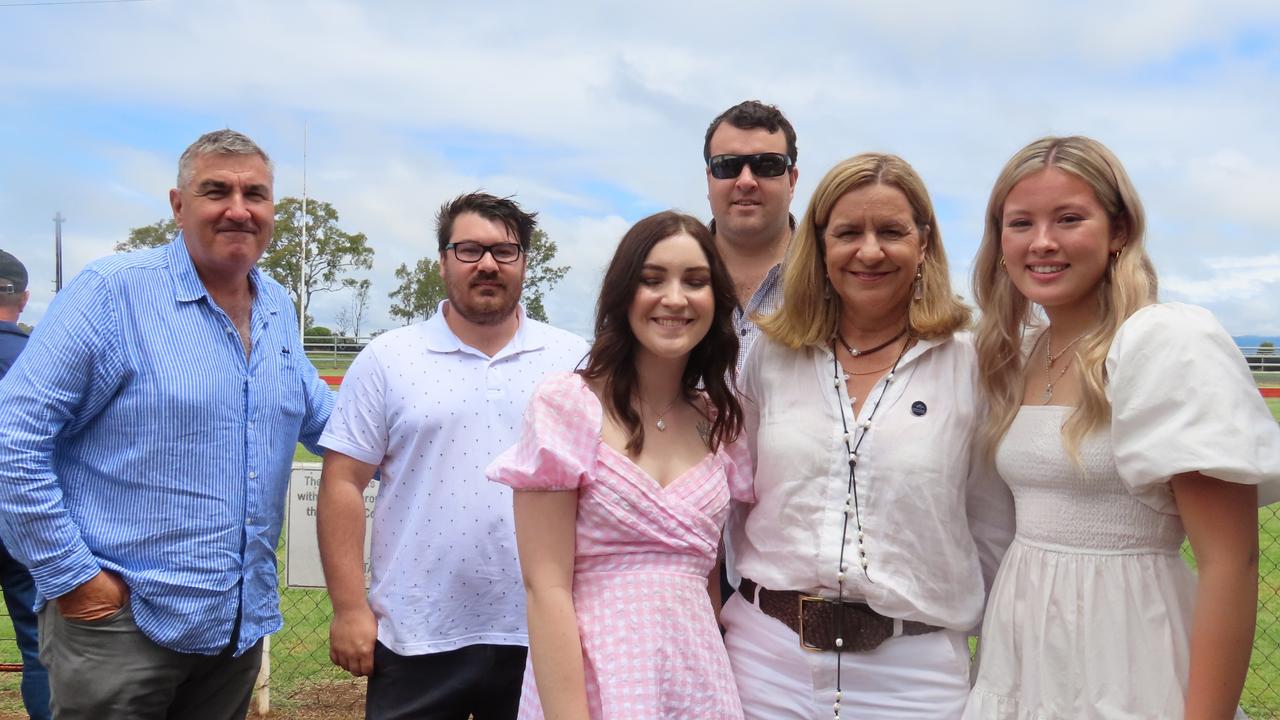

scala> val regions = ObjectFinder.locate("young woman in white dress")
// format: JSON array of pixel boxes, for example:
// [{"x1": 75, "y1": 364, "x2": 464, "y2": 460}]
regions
[{"x1": 965, "y1": 135, "x2": 1280, "y2": 719}]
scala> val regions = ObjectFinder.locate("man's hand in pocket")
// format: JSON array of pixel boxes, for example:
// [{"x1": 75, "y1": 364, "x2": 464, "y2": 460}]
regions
[{"x1": 57, "y1": 569, "x2": 129, "y2": 622}]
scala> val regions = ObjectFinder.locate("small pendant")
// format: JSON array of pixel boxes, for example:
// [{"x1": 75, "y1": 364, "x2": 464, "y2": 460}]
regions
[
  {"x1": 655, "y1": 417, "x2": 667, "y2": 432},
  {"x1": 1043, "y1": 384, "x2": 1054, "y2": 402}
]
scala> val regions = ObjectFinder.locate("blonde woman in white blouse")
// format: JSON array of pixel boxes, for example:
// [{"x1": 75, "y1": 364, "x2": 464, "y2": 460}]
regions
[
  {"x1": 720, "y1": 153, "x2": 1015, "y2": 720},
  {"x1": 964, "y1": 135, "x2": 1280, "y2": 719}
]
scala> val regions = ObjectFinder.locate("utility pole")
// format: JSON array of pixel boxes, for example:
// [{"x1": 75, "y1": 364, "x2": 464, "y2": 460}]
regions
[
  {"x1": 300, "y1": 121, "x2": 308, "y2": 337},
  {"x1": 53, "y1": 211, "x2": 65, "y2": 292}
]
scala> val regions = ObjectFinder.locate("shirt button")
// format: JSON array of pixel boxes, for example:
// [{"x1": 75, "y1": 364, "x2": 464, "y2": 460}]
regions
[
  {"x1": 740, "y1": 328, "x2": 748, "y2": 336},
  {"x1": 248, "y1": 471, "x2": 257, "y2": 479}
]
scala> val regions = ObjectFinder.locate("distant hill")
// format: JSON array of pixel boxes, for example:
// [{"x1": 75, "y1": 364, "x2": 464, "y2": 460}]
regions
[{"x1": 1235, "y1": 336, "x2": 1280, "y2": 350}]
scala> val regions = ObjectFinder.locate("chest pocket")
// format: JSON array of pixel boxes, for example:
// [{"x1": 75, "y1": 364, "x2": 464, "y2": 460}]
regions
[{"x1": 274, "y1": 349, "x2": 306, "y2": 420}]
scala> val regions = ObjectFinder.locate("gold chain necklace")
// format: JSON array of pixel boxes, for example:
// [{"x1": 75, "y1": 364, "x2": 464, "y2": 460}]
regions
[
  {"x1": 843, "y1": 361, "x2": 898, "y2": 377},
  {"x1": 1041, "y1": 327, "x2": 1089, "y2": 404},
  {"x1": 641, "y1": 394, "x2": 682, "y2": 431}
]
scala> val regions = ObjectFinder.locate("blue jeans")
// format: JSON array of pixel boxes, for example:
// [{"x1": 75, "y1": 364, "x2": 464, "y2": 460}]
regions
[{"x1": 1, "y1": 541, "x2": 50, "y2": 720}]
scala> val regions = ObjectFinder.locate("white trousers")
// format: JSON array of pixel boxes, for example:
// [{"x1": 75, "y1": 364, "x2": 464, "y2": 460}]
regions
[{"x1": 722, "y1": 592, "x2": 970, "y2": 720}]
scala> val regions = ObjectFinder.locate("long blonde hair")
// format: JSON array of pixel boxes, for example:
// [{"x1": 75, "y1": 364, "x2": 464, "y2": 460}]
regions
[
  {"x1": 973, "y1": 136, "x2": 1158, "y2": 459},
  {"x1": 760, "y1": 152, "x2": 970, "y2": 349}
]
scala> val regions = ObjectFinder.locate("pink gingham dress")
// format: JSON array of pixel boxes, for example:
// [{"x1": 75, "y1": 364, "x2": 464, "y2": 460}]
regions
[{"x1": 487, "y1": 371, "x2": 753, "y2": 720}]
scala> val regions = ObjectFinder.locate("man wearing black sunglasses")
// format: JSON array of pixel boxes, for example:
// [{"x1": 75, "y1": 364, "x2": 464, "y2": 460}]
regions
[
  {"x1": 318, "y1": 192, "x2": 588, "y2": 720},
  {"x1": 702, "y1": 100, "x2": 799, "y2": 375},
  {"x1": 703, "y1": 101, "x2": 799, "y2": 605}
]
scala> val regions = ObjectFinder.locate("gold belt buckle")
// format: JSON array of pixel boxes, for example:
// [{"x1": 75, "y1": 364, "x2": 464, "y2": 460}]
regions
[{"x1": 797, "y1": 595, "x2": 829, "y2": 652}]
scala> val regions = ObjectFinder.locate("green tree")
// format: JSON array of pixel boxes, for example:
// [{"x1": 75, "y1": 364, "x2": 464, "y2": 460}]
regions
[
  {"x1": 522, "y1": 229, "x2": 569, "y2": 323},
  {"x1": 261, "y1": 197, "x2": 374, "y2": 323},
  {"x1": 335, "y1": 278, "x2": 372, "y2": 338},
  {"x1": 388, "y1": 258, "x2": 446, "y2": 324},
  {"x1": 386, "y1": 229, "x2": 569, "y2": 325},
  {"x1": 1260, "y1": 341, "x2": 1276, "y2": 355},
  {"x1": 115, "y1": 219, "x2": 177, "y2": 252}
]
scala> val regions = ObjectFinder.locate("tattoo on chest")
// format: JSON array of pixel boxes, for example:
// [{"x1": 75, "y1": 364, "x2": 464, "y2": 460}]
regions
[{"x1": 696, "y1": 420, "x2": 711, "y2": 446}]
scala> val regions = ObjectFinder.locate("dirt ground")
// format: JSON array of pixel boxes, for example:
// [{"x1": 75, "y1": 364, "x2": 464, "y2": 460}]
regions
[{"x1": 248, "y1": 678, "x2": 366, "y2": 720}]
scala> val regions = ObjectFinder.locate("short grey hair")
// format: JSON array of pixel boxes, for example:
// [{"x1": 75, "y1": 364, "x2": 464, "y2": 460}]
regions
[{"x1": 176, "y1": 129, "x2": 273, "y2": 189}]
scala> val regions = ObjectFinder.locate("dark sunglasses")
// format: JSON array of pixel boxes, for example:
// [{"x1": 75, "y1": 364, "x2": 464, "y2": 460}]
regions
[
  {"x1": 707, "y1": 152, "x2": 793, "y2": 180},
  {"x1": 445, "y1": 241, "x2": 524, "y2": 264}
]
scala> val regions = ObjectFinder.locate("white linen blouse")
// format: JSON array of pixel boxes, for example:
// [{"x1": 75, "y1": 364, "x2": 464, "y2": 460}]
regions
[{"x1": 729, "y1": 331, "x2": 1015, "y2": 631}]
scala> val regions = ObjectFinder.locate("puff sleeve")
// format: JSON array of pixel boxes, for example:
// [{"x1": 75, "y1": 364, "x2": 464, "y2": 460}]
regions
[
  {"x1": 486, "y1": 371, "x2": 598, "y2": 492},
  {"x1": 1107, "y1": 303, "x2": 1280, "y2": 513}
]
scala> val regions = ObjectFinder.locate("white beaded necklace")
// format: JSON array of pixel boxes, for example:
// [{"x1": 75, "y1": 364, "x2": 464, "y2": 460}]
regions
[{"x1": 828, "y1": 337, "x2": 910, "y2": 720}]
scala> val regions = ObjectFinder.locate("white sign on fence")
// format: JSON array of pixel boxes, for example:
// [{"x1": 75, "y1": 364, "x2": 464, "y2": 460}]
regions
[{"x1": 285, "y1": 462, "x2": 378, "y2": 589}]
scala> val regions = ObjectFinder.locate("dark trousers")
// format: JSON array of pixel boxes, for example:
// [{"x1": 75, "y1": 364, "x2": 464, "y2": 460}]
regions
[
  {"x1": 0, "y1": 541, "x2": 50, "y2": 720},
  {"x1": 366, "y1": 641, "x2": 526, "y2": 720},
  {"x1": 38, "y1": 601, "x2": 262, "y2": 720}
]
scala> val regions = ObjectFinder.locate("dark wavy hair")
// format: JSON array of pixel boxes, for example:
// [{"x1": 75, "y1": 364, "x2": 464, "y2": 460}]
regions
[
  {"x1": 580, "y1": 211, "x2": 743, "y2": 454},
  {"x1": 702, "y1": 100, "x2": 798, "y2": 164},
  {"x1": 435, "y1": 191, "x2": 538, "y2": 251}
]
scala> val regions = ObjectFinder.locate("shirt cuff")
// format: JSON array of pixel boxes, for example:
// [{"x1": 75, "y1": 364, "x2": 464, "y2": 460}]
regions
[{"x1": 29, "y1": 542, "x2": 102, "y2": 600}]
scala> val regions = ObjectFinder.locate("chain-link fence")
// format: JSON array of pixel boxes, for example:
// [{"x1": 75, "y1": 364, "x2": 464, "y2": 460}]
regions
[
  {"x1": 1, "y1": 508, "x2": 1278, "y2": 718},
  {"x1": 253, "y1": 515, "x2": 366, "y2": 718}
]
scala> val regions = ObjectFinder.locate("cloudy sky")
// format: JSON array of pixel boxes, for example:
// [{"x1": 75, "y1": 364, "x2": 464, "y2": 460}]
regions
[{"x1": 3, "y1": 0, "x2": 1278, "y2": 339}]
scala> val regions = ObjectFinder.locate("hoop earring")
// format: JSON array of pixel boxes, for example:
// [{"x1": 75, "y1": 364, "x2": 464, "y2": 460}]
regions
[
  {"x1": 912, "y1": 265, "x2": 924, "y2": 301},
  {"x1": 999, "y1": 255, "x2": 1006, "y2": 269},
  {"x1": 1111, "y1": 245, "x2": 1125, "y2": 261}
]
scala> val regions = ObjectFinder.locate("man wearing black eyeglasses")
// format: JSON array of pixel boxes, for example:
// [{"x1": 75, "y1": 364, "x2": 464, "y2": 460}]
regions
[
  {"x1": 703, "y1": 100, "x2": 799, "y2": 375},
  {"x1": 318, "y1": 192, "x2": 588, "y2": 720}
]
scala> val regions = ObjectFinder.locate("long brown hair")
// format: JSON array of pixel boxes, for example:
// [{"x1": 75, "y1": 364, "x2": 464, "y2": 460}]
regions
[{"x1": 580, "y1": 211, "x2": 743, "y2": 454}]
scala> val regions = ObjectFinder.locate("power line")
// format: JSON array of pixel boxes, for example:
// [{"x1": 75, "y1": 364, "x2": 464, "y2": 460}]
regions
[{"x1": 0, "y1": 0, "x2": 151, "y2": 7}]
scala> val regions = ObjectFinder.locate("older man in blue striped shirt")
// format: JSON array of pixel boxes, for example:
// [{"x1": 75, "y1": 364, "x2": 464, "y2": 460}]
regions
[{"x1": 0, "y1": 129, "x2": 334, "y2": 720}]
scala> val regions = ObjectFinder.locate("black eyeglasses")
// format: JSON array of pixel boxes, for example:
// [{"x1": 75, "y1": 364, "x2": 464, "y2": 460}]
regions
[
  {"x1": 445, "y1": 242, "x2": 524, "y2": 264},
  {"x1": 707, "y1": 153, "x2": 793, "y2": 180}
]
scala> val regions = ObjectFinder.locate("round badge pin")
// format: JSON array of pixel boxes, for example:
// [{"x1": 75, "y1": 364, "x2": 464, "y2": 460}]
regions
[{"x1": 911, "y1": 401, "x2": 927, "y2": 416}]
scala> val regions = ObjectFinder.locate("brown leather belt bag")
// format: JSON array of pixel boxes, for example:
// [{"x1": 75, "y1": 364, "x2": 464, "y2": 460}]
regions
[{"x1": 739, "y1": 577, "x2": 942, "y2": 652}]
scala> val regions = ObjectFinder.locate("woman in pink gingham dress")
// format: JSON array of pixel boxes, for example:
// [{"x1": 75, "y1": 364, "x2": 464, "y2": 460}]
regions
[{"x1": 487, "y1": 211, "x2": 751, "y2": 719}]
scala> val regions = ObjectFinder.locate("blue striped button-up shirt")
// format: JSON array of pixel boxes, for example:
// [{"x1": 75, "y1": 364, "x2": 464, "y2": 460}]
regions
[{"x1": 0, "y1": 237, "x2": 333, "y2": 656}]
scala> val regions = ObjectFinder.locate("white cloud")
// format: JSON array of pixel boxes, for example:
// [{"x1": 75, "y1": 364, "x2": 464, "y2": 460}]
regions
[
  {"x1": 1162, "y1": 253, "x2": 1280, "y2": 304},
  {"x1": 2, "y1": 0, "x2": 1277, "y2": 336}
]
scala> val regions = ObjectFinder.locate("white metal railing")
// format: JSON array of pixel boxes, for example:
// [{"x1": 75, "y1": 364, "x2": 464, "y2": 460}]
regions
[
  {"x1": 301, "y1": 334, "x2": 373, "y2": 365},
  {"x1": 1241, "y1": 347, "x2": 1280, "y2": 373}
]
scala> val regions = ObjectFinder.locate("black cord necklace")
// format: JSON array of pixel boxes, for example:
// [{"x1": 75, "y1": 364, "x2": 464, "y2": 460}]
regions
[
  {"x1": 829, "y1": 335, "x2": 910, "y2": 720},
  {"x1": 836, "y1": 325, "x2": 908, "y2": 358}
]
